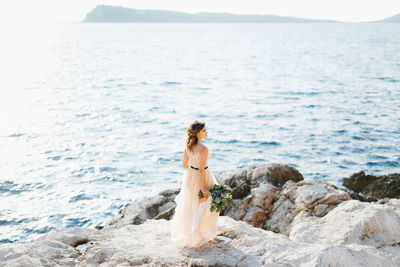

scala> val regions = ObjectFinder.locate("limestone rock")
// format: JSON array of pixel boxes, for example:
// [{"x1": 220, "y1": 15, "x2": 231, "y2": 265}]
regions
[
  {"x1": 222, "y1": 195, "x2": 252, "y2": 221},
  {"x1": 249, "y1": 163, "x2": 304, "y2": 187},
  {"x1": 103, "y1": 167, "x2": 349, "y2": 236},
  {"x1": 290, "y1": 200, "x2": 400, "y2": 248},
  {"x1": 241, "y1": 182, "x2": 279, "y2": 228},
  {"x1": 285, "y1": 180, "x2": 351, "y2": 215},
  {"x1": 0, "y1": 227, "x2": 105, "y2": 267},
  {"x1": 264, "y1": 194, "x2": 295, "y2": 234},
  {"x1": 219, "y1": 168, "x2": 251, "y2": 198},
  {"x1": 263, "y1": 180, "x2": 350, "y2": 234},
  {"x1": 103, "y1": 188, "x2": 179, "y2": 230},
  {"x1": 2, "y1": 172, "x2": 400, "y2": 267},
  {"x1": 6, "y1": 216, "x2": 398, "y2": 267},
  {"x1": 103, "y1": 163, "x2": 306, "y2": 233}
]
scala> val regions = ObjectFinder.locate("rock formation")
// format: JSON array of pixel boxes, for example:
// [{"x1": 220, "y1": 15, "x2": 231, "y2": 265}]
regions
[
  {"x1": 1, "y1": 163, "x2": 400, "y2": 266},
  {"x1": 343, "y1": 171, "x2": 400, "y2": 199}
]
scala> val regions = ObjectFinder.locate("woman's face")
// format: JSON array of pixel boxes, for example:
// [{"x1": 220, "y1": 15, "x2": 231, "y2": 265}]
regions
[{"x1": 197, "y1": 126, "x2": 207, "y2": 139}]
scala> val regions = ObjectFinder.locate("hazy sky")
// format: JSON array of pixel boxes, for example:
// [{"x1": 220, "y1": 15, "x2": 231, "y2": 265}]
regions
[{"x1": 1, "y1": 0, "x2": 400, "y2": 23}]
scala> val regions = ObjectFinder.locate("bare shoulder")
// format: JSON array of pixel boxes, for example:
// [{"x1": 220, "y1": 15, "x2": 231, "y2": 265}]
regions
[{"x1": 199, "y1": 144, "x2": 208, "y2": 154}]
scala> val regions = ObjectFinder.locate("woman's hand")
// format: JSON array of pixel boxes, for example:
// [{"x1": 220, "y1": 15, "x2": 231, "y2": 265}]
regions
[{"x1": 199, "y1": 190, "x2": 210, "y2": 203}]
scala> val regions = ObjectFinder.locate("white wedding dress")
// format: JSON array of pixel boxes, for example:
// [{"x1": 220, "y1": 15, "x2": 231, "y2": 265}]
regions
[{"x1": 170, "y1": 145, "x2": 219, "y2": 248}]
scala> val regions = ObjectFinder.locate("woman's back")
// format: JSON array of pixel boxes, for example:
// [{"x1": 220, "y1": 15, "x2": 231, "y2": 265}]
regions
[{"x1": 186, "y1": 144, "x2": 209, "y2": 168}]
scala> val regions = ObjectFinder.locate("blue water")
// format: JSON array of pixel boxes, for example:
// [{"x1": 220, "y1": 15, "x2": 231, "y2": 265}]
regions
[{"x1": 0, "y1": 22, "x2": 399, "y2": 244}]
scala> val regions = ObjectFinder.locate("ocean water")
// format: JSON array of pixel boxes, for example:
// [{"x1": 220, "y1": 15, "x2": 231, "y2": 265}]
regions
[{"x1": 0, "y1": 22, "x2": 399, "y2": 244}]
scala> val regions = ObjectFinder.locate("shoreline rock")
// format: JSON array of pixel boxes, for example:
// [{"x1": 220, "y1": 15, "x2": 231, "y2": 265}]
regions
[
  {"x1": 1, "y1": 163, "x2": 400, "y2": 266},
  {"x1": 343, "y1": 171, "x2": 400, "y2": 199}
]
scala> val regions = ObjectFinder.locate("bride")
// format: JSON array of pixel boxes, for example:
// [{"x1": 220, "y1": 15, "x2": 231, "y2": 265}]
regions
[{"x1": 170, "y1": 120, "x2": 220, "y2": 248}]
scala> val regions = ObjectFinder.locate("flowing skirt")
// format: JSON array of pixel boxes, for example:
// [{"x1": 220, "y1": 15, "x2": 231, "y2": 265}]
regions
[{"x1": 170, "y1": 168, "x2": 219, "y2": 248}]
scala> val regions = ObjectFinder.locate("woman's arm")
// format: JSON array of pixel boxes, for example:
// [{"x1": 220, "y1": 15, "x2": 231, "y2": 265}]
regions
[
  {"x1": 182, "y1": 147, "x2": 189, "y2": 169},
  {"x1": 198, "y1": 147, "x2": 210, "y2": 198}
]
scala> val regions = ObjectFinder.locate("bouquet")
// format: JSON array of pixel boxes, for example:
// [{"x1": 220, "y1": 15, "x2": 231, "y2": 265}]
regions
[{"x1": 198, "y1": 184, "x2": 232, "y2": 213}]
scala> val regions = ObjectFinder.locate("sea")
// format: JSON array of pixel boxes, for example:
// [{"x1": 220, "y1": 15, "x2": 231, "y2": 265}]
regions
[{"x1": 0, "y1": 22, "x2": 399, "y2": 244}]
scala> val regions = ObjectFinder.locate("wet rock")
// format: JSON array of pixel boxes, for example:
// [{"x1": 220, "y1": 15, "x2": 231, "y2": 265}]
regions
[
  {"x1": 347, "y1": 189, "x2": 378, "y2": 202},
  {"x1": 343, "y1": 171, "x2": 400, "y2": 199}
]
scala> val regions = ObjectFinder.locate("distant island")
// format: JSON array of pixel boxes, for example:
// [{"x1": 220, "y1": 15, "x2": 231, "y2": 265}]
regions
[
  {"x1": 370, "y1": 13, "x2": 400, "y2": 23},
  {"x1": 83, "y1": 5, "x2": 400, "y2": 23},
  {"x1": 83, "y1": 5, "x2": 340, "y2": 23}
]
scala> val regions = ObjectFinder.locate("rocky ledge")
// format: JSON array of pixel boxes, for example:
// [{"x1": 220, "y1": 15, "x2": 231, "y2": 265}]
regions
[
  {"x1": 1, "y1": 163, "x2": 399, "y2": 266},
  {"x1": 343, "y1": 171, "x2": 400, "y2": 200}
]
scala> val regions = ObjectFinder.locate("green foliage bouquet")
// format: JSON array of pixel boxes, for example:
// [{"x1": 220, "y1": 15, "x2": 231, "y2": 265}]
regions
[{"x1": 198, "y1": 184, "x2": 232, "y2": 213}]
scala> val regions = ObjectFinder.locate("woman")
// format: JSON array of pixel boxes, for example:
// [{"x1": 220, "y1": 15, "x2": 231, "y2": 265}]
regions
[{"x1": 170, "y1": 120, "x2": 220, "y2": 248}]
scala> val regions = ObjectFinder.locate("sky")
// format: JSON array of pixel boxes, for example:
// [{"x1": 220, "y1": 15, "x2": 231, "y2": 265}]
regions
[{"x1": 1, "y1": 0, "x2": 400, "y2": 23}]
